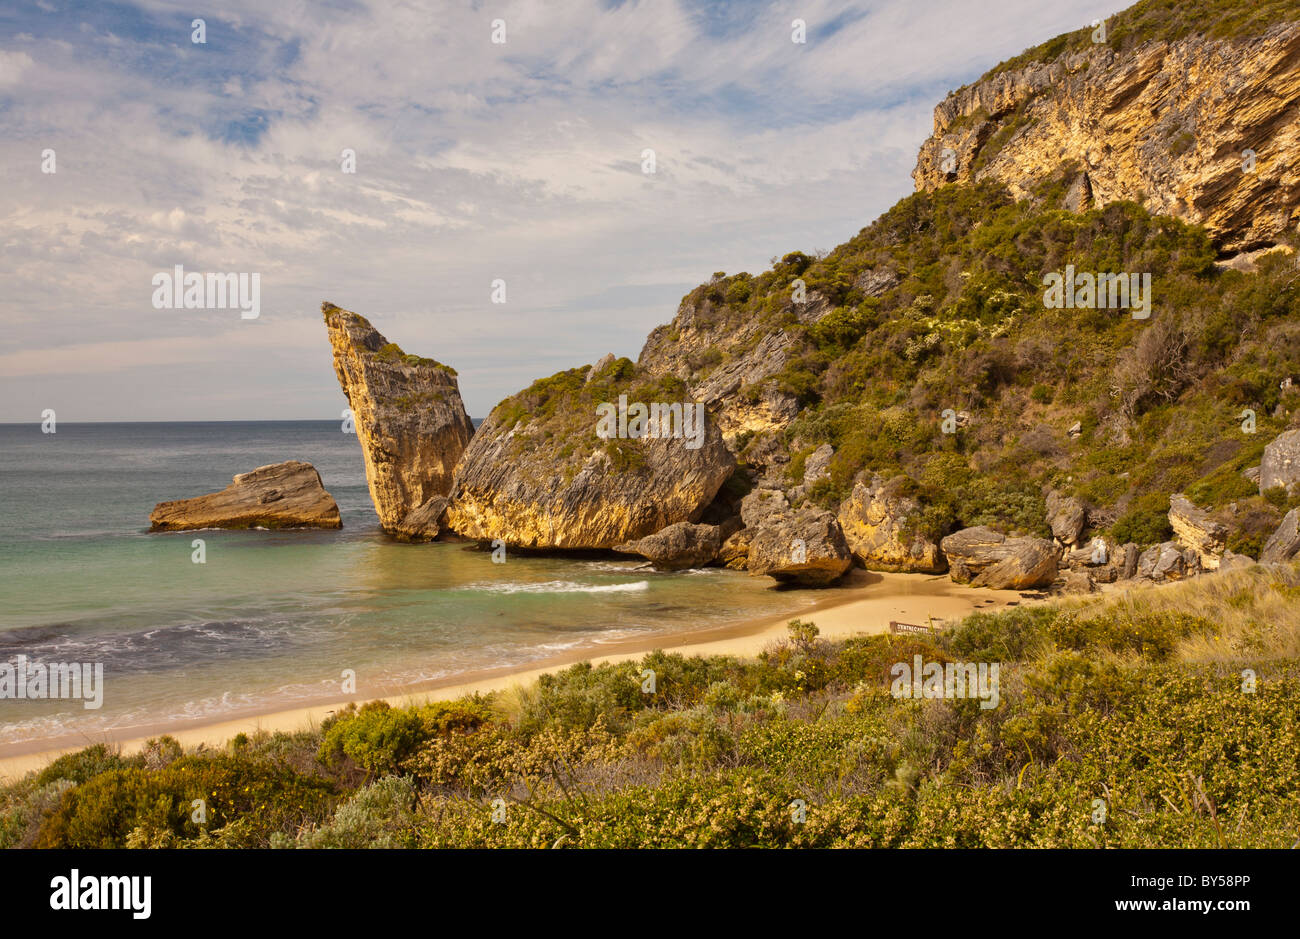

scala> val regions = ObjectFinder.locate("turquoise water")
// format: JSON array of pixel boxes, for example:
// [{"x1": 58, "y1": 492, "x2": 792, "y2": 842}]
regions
[{"x1": 0, "y1": 422, "x2": 815, "y2": 749}]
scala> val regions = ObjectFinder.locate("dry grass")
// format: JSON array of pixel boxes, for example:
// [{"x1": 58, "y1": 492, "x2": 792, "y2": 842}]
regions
[{"x1": 1045, "y1": 561, "x2": 1300, "y2": 663}]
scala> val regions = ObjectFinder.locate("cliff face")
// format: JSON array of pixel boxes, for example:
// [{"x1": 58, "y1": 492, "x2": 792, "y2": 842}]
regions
[
  {"x1": 323, "y1": 303, "x2": 474, "y2": 535},
  {"x1": 913, "y1": 22, "x2": 1300, "y2": 252},
  {"x1": 444, "y1": 357, "x2": 735, "y2": 549}
]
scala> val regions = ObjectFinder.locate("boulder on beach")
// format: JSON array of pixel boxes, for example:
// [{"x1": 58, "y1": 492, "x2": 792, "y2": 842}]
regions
[
  {"x1": 149, "y1": 461, "x2": 341, "y2": 531},
  {"x1": 615, "y1": 521, "x2": 722, "y2": 570},
  {"x1": 747, "y1": 507, "x2": 852, "y2": 586},
  {"x1": 718, "y1": 529, "x2": 752, "y2": 570},
  {"x1": 940, "y1": 526, "x2": 1058, "y2": 589}
]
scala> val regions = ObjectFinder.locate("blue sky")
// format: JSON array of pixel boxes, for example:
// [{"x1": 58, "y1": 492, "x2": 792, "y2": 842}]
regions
[{"x1": 0, "y1": 0, "x2": 1114, "y2": 420}]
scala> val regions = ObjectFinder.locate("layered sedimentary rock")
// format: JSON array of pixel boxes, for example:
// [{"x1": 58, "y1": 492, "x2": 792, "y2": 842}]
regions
[
  {"x1": 1168, "y1": 493, "x2": 1227, "y2": 570},
  {"x1": 940, "y1": 526, "x2": 1058, "y2": 589},
  {"x1": 444, "y1": 357, "x2": 734, "y2": 549},
  {"x1": 746, "y1": 507, "x2": 852, "y2": 587},
  {"x1": 615, "y1": 521, "x2": 722, "y2": 570},
  {"x1": 323, "y1": 302, "x2": 474, "y2": 535},
  {"x1": 836, "y1": 475, "x2": 946, "y2": 573},
  {"x1": 913, "y1": 22, "x2": 1300, "y2": 251},
  {"x1": 150, "y1": 461, "x2": 341, "y2": 531}
]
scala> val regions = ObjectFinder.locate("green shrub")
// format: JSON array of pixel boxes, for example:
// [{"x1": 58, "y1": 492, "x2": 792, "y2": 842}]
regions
[{"x1": 36, "y1": 754, "x2": 337, "y2": 848}]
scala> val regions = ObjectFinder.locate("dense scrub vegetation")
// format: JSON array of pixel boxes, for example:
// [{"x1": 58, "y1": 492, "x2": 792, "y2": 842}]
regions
[
  {"x1": 662, "y1": 170, "x2": 1300, "y2": 547},
  {"x1": 6, "y1": 562, "x2": 1296, "y2": 849}
]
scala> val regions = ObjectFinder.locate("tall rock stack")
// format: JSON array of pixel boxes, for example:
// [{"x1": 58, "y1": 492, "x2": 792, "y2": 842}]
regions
[{"x1": 323, "y1": 302, "x2": 475, "y2": 538}]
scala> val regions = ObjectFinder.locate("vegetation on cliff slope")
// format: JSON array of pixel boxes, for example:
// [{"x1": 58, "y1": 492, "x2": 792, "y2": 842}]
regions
[
  {"x1": 984, "y1": 0, "x2": 1300, "y2": 80},
  {"x1": 648, "y1": 170, "x2": 1300, "y2": 549},
  {"x1": 6, "y1": 561, "x2": 1297, "y2": 849}
]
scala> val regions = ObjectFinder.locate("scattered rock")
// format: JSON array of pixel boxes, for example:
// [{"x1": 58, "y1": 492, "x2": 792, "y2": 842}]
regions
[
  {"x1": 1218, "y1": 550, "x2": 1256, "y2": 573},
  {"x1": 323, "y1": 303, "x2": 474, "y2": 534},
  {"x1": 1244, "y1": 465, "x2": 1262, "y2": 485},
  {"x1": 150, "y1": 461, "x2": 341, "y2": 532},
  {"x1": 747, "y1": 508, "x2": 852, "y2": 586},
  {"x1": 1168, "y1": 493, "x2": 1228, "y2": 569},
  {"x1": 1061, "y1": 570, "x2": 1095, "y2": 594},
  {"x1": 1260, "y1": 429, "x2": 1300, "y2": 494},
  {"x1": 1120, "y1": 542, "x2": 1140, "y2": 580},
  {"x1": 1137, "y1": 541, "x2": 1201, "y2": 582},
  {"x1": 1067, "y1": 421, "x2": 1082, "y2": 439},
  {"x1": 1045, "y1": 491, "x2": 1087, "y2": 545},
  {"x1": 392, "y1": 496, "x2": 449, "y2": 543},
  {"x1": 836, "y1": 475, "x2": 946, "y2": 573},
  {"x1": 1261, "y1": 508, "x2": 1300, "y2": 564},
  {"x1": 940, "y1": 526, "x2": 1058, "y2": 589},
  {"x1": 615, "y1": 522, "x2": 722, "y2": 570}
]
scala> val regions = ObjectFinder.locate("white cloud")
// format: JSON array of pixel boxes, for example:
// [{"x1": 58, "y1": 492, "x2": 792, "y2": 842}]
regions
[{"x1": 0, "y1": 0, "x2": 1108, "y2": 421}]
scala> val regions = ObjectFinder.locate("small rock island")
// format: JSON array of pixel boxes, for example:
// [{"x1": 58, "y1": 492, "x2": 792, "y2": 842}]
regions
[{"x1": 149, "y1": 460, "x2": 342, "y2": 531}]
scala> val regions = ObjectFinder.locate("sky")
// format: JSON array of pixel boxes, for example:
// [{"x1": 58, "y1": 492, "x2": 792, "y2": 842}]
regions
[{"x1": 0, "y1": 0, "x2": 1115, "y2": 421}]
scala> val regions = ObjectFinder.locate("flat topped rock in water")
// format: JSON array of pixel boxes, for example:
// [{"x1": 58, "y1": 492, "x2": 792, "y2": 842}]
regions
[{"x1": 149, "y1": 461, "x2": 342, "y2": 531}]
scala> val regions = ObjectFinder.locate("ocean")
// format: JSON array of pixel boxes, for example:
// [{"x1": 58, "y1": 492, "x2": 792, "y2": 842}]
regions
[{"x1": 0, "y1": 421, "x2": 815, "y2": 750}]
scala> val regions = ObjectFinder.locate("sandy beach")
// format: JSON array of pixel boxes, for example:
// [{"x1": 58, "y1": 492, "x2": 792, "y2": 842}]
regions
[{"x1": 0, "y1": 570, "x2": 1036, "y2": 782}]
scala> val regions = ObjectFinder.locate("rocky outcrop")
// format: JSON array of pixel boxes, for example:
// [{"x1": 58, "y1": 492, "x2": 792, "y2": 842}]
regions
[
  {"x1": 615, "y1": 522, "x2": 722, "y2": 570},
  {"x1": 1261, "y1": 508, "x2": 1300, "y2": 564},
  {"x1": 444, "y1": 357, "x2": 734, "y2": 549},
  {"x1": 1045, "y1": 491, "x2": 1086, "y2": 545},
  {"x1": 1260, "y1": 430, "x2": 1300, "y2": 494},
  {"x1": 150, "y1": 461, "x2": 341, "y2": 531},
  {"x1": 638, "y1": 293, "x2": 801, "y2": 447},
  {"x1": 836, "y1": 475, "x2": 946, "y2": 573},
  {"x1": 746, "y1": 507, "x2": 852, "y2": 586},
  {"x1": 740, "y1": 488, "x2": 791, "y2": 529},
  {"x1": 718, "y1": 529, "x2": 751, "y2": 570},
  {"x1": 941, "y1": 526, "x2": 1058, "y2": 589},
  {"x1": 1168, "y1": 493, "x2": 1227, "y2": 570},
  {"x1": 324, "y1": 303, "x2": 474, "y2": 534},
  {"x1": 913, "y1": 22, "x2": 1300, "y2": 251}
]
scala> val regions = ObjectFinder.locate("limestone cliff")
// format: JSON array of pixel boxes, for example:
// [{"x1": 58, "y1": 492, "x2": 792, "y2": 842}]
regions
[
  {"x1": 323, "y1": 302, "x2": 474, "y2": 535},
  {"x1": 444, "y1": 357, "x2": 734, "y2": 549},
  {"x1": 913, "y1": 19, "x2": 1300, "y2": 252}
]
